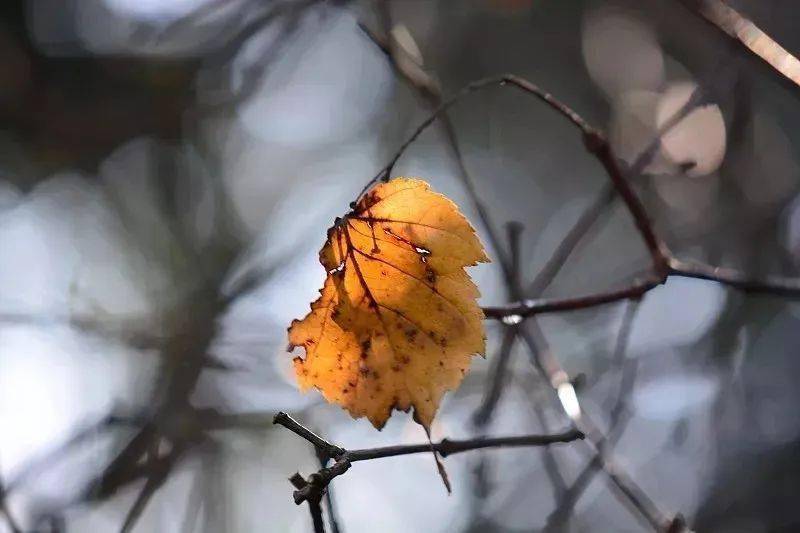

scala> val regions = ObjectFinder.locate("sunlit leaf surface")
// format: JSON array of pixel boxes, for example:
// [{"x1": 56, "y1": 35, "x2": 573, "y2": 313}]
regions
[{"x1": 288, "y1": 178, "x2": 489, "y2": 430}]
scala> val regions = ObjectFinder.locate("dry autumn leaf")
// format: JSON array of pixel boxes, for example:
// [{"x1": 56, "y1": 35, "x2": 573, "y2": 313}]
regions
[{"x1": 288, "y1": 178, "x2": 489, "y2": 431}]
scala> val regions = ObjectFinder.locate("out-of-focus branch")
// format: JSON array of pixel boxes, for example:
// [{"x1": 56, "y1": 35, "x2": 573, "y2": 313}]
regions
[
  {"x1": 546, "y1": 299, "x2": 642, "y2": 530},
  {"x1": 359, "y1": 20, "x2": 695, "y2": 529},
  {"x1": 4, "y1": 415, "x2": 137, "y2": 496},
  {"x1": 353, "y1": 57, "x2": 800, "y2": 322},
  {"x1": 678, "y1": 0, "x2": 800, "y2": 90},
  {"x1": 473, "y1": 324, "x2": 518, "y2": 427},
  {"x1": 356, "y1": 22, "x2": 788, "y2": 527},
  {"x1": 524, "y1": 80, "x2": 707, "y2": 298},
  {"x1": 359, "y1": 13, "x2": 513, "y2": 277},
  {"x1": 119, "y1": 441, "x2": 186, "y2": 533},
  {"x1": 517, "y1": 327, "x2": 680, "y2": 532},
  {"x1": 203, "y1": 0, "x2": 321, "y2": 109},
  {"x1": 667, "y1": 256, "x2": 800, "y2": 295},
  {"x1": 0, "y1": 476, "x2": 22, "y2": 533},
  {"x1": 0, "y1": 311, "x2": 165, "y2": 351},
  {"x1": 351, "y1": 69, "x2": 669, "y2": 274}
]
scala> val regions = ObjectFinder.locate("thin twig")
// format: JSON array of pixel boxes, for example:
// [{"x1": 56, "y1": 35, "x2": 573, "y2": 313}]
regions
[
  {"x1": 483, "y1": 276, "x2": 662, "y2": 319},
  {"x1": 308, "y1": 498, "x2": 325, "y2": 533},
  {"x1": 516, "y1": 326, "x2": 675, "y2": 531},
  {"x1": 273, "y1": 412, "x2": 345, "y2": 460},
  {"x1": 473, "y1": 326, "x2": 518, "y2": 426},
  {"x1": 546, "y1": 299, "x2": 642, "y2": 530},
  {"x1": 355, "y1": 72, "x2": 669, "y2": 275},
  {"x1": 354, "y1": 69, "x2": 800, "y2": 322},
  {"x1": 355, "y1": 74, "x2": 599, "y2": 202},
  {"x1": 318, "y1": 455, "x2": 341, "y2": 533},
  {"x1": 357, "y1": 41, "x2": 669, "y2": 519},
  {"x1": 347, "y1": 430, "x2": 583, "y2": 461},
  {"x1": 273, "y1": 411, "x2": 583, "y2": 507},
  {"x1": 484, "y1": 257, "x2": 800, "y2": 320},
  {"x1": 667, "y1": 256, "x2": 800, "y2": 295},
  {"x1": 359, "y1": 15, "x2": 514, "y2": 278},
  {"x1": 524, "y1": 80, "x2": 707, "y2": 298},
  {"x1": 119, "y1": 444, "x2": 184, "y2": 533}
]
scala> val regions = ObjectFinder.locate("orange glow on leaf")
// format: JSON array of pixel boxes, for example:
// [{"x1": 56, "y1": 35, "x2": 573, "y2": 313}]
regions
[{"x1": 288, "y1": 178, "x2": 489, "y2": 430}]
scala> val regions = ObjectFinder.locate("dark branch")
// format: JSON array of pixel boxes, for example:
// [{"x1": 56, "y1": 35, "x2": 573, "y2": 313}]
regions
[
  {"x1": 524, "y1": 79, "x2": 707, "y2": 298},
  {"x1": 483, "y1": 276, "x2": 661, "y2": 319},
  {"x1": 347, "y1": 430, "x2": 583, "y2": 461},
  {"x1": 547, "y1": 299, "x2": 642, "y2": 530},
  {"x1": 668, "y1": 256, "x2": 800, "y2": 295},
  {"x1": 354, "y1": 74, "x2": 600, "y2": 203},
  {"x1": 273, "y1": 412, "x2": 345, "y2": 461},
  {"x1": 517, "y1": 321, "x2": 678, "y2": 531},
  {"x1": 484, "y1": 255, "x2": 800, "y2": 321},
  {"x1": 274, "y1": 411, "x2": 583, "y2": 508},
  {"x1": 0, "y1": 478, "x2": 22, "y2": 533},
  {"x1": 473, "y1": 326, "x2": 518, "y2": 426},
  {"x1": 308, "y1": 499, "x2": 325, "y2": 533}
]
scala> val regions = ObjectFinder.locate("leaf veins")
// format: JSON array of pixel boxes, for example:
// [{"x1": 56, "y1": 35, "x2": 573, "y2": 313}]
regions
[{"x1": 288, "y1": 178, "x2": 489, "y2": 430}]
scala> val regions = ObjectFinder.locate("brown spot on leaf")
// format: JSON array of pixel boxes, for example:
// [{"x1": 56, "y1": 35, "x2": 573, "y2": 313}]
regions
[
  {"x1": 286, "y1": 178, "x2": 489, "y2": 431},
  {"x1": 425, "y1": 267, "x2": 436, "y2": 284}
]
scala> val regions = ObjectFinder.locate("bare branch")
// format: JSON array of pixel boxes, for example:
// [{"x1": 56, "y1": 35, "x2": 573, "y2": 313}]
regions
[
  {"x1": 668, "y1": 256, "x2": 800, "y2": 295},
  {"x1": 308, "y1": 498, "x2": 325, "y2": 533},
  {"x1": 485, "y1": 255, "x2": 800, "y2": 321},
  {"x1": 318, "y1": 454, "x2": 342, "y2": 533},
  {"x1": 354, "y1": 73, "x2": 600, "y2": 202},
  {"x1": 273, "y1": 411, "x2": 583, "y2": 506},
  {"x1": 360, "y1": 15, "x2": 514, "y2": 277},
  {"x1": 273, "y1": 412, "x2": 345, "y2": 461},
  {"x1": 119, "y1": 442, "x2": 186, "y2": 533},
  {"x1": 483, "y1": 276, "x2": 661, "y2": 319},
  {"x1": 516, "y1": 326, "x2": 677, "y2": 531},
  {"x1": 0, "y1": 311, "x2": 165, "y2": 351},
  {"x1": 524, "y1": 79, "x2": 707, "y2": 298},
  {"x1": 0, "y1": 477, "x2": 22, "y2": 533},
  {"x1": 679, "y1": 0, "x2": 800, "y2": 90},
  {"x1": 473, "y1": 326, "x2": 518, "y2": 426},
  {"x1": 355, "y1": 71, "x2": 670, "y2": 275},
  {"x1": 546, "y1": 299, "x2": 642, "y2": 530}
]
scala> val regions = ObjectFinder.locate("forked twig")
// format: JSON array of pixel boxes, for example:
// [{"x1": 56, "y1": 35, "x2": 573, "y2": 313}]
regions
[
  {"x1": 359, "y1": 16, "x2": 700, "y2": 530},
  {"x1": 273, "y1": 411, "x2": 583, "y2": 520},
  {"x1": 546, "y1": 299, "x2": 642, "y2": 529}
]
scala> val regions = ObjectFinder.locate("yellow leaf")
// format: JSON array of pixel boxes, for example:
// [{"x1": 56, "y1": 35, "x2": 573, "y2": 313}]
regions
[{"x1": 288, "y1": 178, "x2": 489, "y2": 430}]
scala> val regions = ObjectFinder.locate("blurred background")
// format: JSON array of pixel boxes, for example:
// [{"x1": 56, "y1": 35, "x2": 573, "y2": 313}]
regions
[{"x1": 1, "y1": 0, "x2": 799, "y2": 531}]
